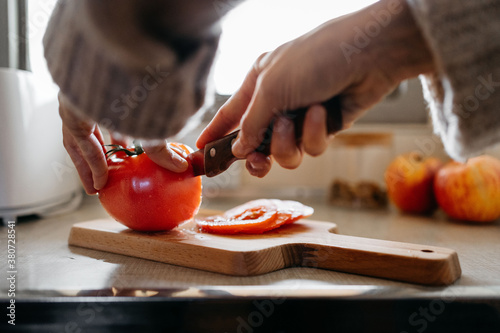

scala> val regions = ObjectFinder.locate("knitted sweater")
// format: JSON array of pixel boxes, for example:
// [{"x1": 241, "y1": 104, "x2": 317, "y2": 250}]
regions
[
  {"x1": 407, "y1": 0, "x2": 500, "y2": 160},
  {"x1": 43, "y1": 0, "x2": 235, "y2": 139},
  {"x1": 44, "y1": 0, "x2": 500, "y2": 160}
]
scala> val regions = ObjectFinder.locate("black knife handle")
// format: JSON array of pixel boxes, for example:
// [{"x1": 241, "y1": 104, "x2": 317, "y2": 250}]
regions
[{"x1": 255, "y1": 95, "x2": 343, "y2": 155}]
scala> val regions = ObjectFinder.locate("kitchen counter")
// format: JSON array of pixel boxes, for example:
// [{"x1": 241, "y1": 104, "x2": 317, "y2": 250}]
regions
[{"x1": 1, "y1": 192, "x2": 500, "y2": 332}]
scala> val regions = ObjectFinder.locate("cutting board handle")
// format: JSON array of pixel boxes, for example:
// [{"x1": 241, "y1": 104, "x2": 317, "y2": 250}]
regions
[
  {"x1": 69, "y1": 219, "x2": 461, "y2": 286},
  {"x1": 291, "y1": 234, "x2": 461, "y2": 286}
]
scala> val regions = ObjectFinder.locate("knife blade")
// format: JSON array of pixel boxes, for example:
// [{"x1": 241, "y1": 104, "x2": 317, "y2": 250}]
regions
[{"x1": 188, "y1": 95, "x2": 343, "y2": 177}]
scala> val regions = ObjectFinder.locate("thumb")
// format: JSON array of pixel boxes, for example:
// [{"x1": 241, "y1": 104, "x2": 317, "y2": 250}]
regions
[
  {"x1": 142, "y1": 140, "x2": 188, "y2": 173},
  {"x1": 231, "y1": 69, "x2": 281, "y2": 158}
]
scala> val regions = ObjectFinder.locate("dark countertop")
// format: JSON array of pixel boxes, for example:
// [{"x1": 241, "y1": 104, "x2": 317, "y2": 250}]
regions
[{"x1": 1, "y1": 193, "x2": 499, "y2": 332}]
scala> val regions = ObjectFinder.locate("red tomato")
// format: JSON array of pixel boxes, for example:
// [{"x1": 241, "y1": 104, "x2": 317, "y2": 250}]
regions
[
  {"x1": 98, "y1": 143, "x2": 202, "y2": 232},
  {"x1": 196, "y1": 199, "x2": 313, "y2": 234}
]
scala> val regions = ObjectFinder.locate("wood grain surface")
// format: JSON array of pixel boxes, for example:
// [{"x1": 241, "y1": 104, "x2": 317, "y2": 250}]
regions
[{"x1": 68, "y1": 216, "x2": 461, "y2": 286}]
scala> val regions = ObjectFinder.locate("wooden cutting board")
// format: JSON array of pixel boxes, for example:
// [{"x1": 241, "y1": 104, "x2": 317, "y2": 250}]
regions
[{"x1": 68, "y1": 216, "x2": 461, "y2": 286}]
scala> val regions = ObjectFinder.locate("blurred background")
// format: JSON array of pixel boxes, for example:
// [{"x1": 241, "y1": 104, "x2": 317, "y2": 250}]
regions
[
  {"x1": 178, "y1": 0, "x2": 444, "y2": 201},
  {"x1": 0, "y1": 0, "x2": 81, "y2": 223},
  {"x1": 3, "y1": 0, "x2": 498, "y2": 220}
]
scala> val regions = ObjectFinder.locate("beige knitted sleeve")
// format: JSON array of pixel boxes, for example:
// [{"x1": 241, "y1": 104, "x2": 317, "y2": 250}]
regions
[
  {"x1": 43, "y1": 0, "x2": 237, "y2": 140},
  {"x1": 406, "y1": 0, "x2": 500, "y2": 161}
]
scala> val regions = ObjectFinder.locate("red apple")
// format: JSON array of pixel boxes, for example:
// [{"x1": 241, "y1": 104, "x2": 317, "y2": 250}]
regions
[
  {"x1": 434, "y1": 155, "x2": 500, "y2": 222},
  {"x1": 384, "y1": 152, "x2": 443, "y2": 214}
]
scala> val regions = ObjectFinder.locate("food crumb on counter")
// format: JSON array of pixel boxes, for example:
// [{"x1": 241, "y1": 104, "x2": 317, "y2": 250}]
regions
[{"x1": 329, "y1": 179, "x2": 388, "y2": 209}]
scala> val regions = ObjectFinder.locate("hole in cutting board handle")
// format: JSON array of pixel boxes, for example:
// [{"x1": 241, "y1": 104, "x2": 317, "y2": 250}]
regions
[{"x1": 421, "y1": 249, "x2": 434, "y2": 253}]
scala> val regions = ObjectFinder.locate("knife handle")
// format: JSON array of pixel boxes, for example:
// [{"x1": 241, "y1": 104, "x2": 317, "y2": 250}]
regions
[
  {"x1": 204, "y1": 96, "x2": 343, "y2": 177},
  {"x1": 255, "y1": 95, "x2": 343, "y2": 155},
  {"x1": 204, "y1": 131, "x2": 241, "y2": 177}
]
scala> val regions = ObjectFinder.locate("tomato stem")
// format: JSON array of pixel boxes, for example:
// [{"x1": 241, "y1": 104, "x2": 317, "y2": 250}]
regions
[
  {"x1": 104, "y1": 141, "x2": 145, "y2": 159},
  {"x1": 133, "y1": 140, "x2": 144, "y2": 155}
]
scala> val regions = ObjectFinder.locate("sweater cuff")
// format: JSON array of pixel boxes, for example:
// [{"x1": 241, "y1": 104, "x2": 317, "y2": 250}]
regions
[
  {"x1": 406, "y1": 0, "x2": 500, "y2": 161},
  {"x1": 43, "y1": 0, "x2": 220, "y2": 140}
]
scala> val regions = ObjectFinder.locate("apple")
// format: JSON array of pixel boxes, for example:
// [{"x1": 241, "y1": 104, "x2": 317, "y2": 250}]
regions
[
  {"x1": 384, "y1": 152, "x2": 443, "y2": 214},
  {"x1": 434, "y1": 155, "x2": 500, "y2": 222}
]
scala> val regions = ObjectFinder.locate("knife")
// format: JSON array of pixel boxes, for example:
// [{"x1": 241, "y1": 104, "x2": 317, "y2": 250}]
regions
[{"x1": 188, "y1": 95, "x2": 343, "y2": 177}]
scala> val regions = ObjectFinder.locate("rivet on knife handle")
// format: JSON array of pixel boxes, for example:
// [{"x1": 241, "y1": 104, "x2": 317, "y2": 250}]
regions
[
  {"x1": 204, "y1": 95, "x2": 343, "y2": 177},
  {"x1": 204, "y1": 131, "x2": 240, "y2": 177}
]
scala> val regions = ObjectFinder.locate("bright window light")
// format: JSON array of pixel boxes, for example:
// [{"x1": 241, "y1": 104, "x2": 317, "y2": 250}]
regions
[
  {"x1": 28, "y1": 0, "x2": 377, "y2": 97},
  {"x1": 214, "y1": 0, "x2": 377, "y2": 95}
]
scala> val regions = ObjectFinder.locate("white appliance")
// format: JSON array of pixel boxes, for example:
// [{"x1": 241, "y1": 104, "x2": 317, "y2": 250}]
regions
[
  {"x1": 0, "y1": 1, "x2": 82, "y2": 224},
  {"x1": 0, "y1": 68, "x2": 83, "y2": 224}
]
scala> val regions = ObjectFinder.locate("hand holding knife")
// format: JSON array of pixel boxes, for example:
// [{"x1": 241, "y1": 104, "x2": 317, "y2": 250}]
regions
[{"x1": 188, "y1": 96, "x2": 343, "y2": 177}]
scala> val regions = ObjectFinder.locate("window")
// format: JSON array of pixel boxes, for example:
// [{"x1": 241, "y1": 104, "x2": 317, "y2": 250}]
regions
[
  {"x1": 214, "y1": 0, "x2": 378, "y2": 94},
  {"x1": 213, "y1": 0, "x2": 428, "y2": 124},
  {"x1": 24, "y1": 0, "x2": 427, "y2": 124}
]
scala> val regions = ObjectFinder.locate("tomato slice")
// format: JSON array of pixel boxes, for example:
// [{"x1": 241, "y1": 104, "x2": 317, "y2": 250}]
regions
[{"x1": 196, "y1": 199, "x2": 314, "y2": 234}]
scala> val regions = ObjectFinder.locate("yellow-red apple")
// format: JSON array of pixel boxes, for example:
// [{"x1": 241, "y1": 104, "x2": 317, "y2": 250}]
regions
[
  {"x1": 384, "y1": 152, "x2": 443, "y2": 214},
  {"x1": 434, "y1": 155, "x2": 500, "y2": 223}
]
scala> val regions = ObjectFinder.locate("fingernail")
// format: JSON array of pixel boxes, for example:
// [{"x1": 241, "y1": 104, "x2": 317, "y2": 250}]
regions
[
  {"x1": 171, "y1": 145, "x2": 187, "y2": 158},
  {"x1": 87, "y1": 185, "x2": 98, "y2": 195},
  {"x1": 173, "y1": 154, "x2": 188, "y2": 171},
  {"x1": 232, "y1": 138, "x2": 244, "y2": 157},
  {"x1": 248, "y1": 161, "x2": 262, "y2": 171},
  {"x1": 247, "y1": 161, "x2": 261, "y2": 177},
  {"x1": 310, "y1": 106, "x2": 325, "y2": 123},
  {"x1": 248, "y1": 161, "x2": 270, "y2": 178},
  {"x1": 93, "y1": 178, "x2": 106, "y2": 191},
  {"x1": 274, "y1": 117, "x2": 293, "y2": 138}
]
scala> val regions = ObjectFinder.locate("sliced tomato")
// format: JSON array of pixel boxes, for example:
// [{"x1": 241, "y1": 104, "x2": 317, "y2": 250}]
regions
[{"x1": 196, "y1": 199, "x2": 314, "y2": 234}]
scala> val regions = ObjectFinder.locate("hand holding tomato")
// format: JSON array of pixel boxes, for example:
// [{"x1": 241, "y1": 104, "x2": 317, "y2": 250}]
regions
[
  {"x1": 59, "y1": 95, "x2": 190, "y2": 194},
  {"x1": 98, "y1": 142, "x2": 202, "y2": 231}
]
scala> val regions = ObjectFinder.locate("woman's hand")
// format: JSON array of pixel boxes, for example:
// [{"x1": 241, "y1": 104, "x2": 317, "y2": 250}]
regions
[
  {"x1": 197, "y1": 0, "x2": 434, "y2": 177},
  {"x1": 59, "y1": 95, "x2": 188, "y2": 194}
]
